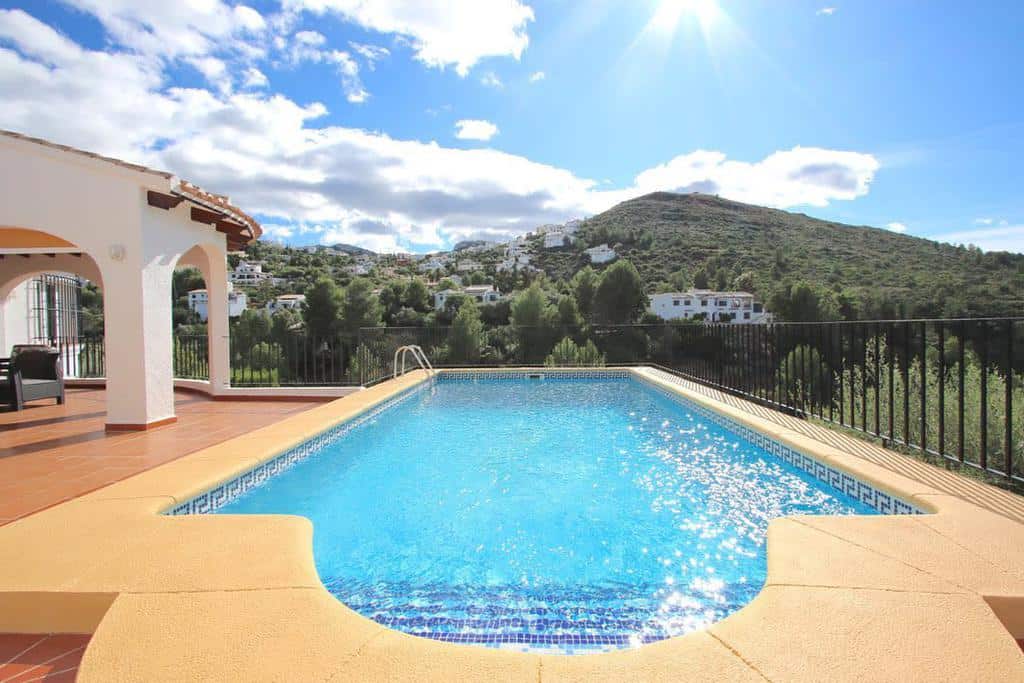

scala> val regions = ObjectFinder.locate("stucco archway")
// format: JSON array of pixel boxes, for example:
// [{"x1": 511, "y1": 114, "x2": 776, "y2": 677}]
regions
[
  {"x1": 0, "y1": 131, "x2": 260, "y2": 429},
  {"x1": 0, "y1": 237, "x2": 105, "y2": 379},
  {"x1": 176, "y1": 243, "x2": 233, "y2": 391}
]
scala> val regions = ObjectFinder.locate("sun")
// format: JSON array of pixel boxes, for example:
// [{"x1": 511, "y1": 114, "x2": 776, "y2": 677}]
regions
[{"x1": 648, "y1": 0, "x2": 723, "y2": 35}]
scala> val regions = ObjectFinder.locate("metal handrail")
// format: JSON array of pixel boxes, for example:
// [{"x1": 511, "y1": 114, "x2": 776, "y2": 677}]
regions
[{"x1": 393, "y1": 345, "x2": 434, "y2": 378}]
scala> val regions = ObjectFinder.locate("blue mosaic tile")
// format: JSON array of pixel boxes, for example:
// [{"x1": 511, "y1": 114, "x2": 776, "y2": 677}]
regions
[
  {"x1": 438, "y1": 369, "x2": 630, "y2": 382},
  {"x1": 166, "y1": 378, "x2": 434, "y2": 515},
  {"x1": 171, "y1": 368, "x2": 921, "y2": 519},
  {"x1": 634, "y1": 370, "x2": 922, "y2": 516}
]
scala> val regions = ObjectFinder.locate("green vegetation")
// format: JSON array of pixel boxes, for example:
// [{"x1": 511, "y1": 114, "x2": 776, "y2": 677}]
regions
[
  {"x1": 544, "y1": 337, "x2": 605, "y2": 367},
  {"x1": 532, "y1": 192, "x2": 1024, "y2": 319}
]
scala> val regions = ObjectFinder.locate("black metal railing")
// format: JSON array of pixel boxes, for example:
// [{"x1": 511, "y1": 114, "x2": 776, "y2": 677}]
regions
[
  {"x1": 355, "y1": 319, "x2": 1023, "y2": 483},
  {"x1": 174, "y1": 335, "x2": 209, "y2": 380},
  {"x1": 228, "y1": 333, "x2": 379, "y2": 387},
  {"x1": 661, "y1": 318, "x2": 1022, "y2": 483},
  {"x1": 57, "y1": 317, "x2": 1022, "y2": 483}
]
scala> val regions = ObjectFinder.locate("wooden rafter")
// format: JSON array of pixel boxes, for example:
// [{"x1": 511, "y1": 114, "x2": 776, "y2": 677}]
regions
[
  {"x1": 190, "y1": 206, "x2": 224, "y2": 225},
  {"x1": 147, "y1": 191, "x2": 185, "y2": 210}
]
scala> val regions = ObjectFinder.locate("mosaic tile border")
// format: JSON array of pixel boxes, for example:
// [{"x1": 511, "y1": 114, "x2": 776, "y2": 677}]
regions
[
  {"x1": 438, "y1": 369, "x2": 630, "y2": 381},
  {"x1": 171, "y1": 367, "x2": 921, "y2": 518},
  {"x1": 167, "y1": 366, "x2": 921, "y2": 654},
  {"x1": 166, "y1": 379, "x2": 435, "y2": 516},
  {"x1": 635, "y1": 369, "x2": 921, "y2": 516}
]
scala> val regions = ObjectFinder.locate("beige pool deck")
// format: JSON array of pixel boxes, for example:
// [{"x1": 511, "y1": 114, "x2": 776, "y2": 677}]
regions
[{"x1": 1, "y1": 367, "x2": 1023, "y2": 681}]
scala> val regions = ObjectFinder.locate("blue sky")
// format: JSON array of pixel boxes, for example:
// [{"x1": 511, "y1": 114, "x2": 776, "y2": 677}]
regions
[{"x1": 0, "y1": 1, "x2": 1021, "y2": 253}]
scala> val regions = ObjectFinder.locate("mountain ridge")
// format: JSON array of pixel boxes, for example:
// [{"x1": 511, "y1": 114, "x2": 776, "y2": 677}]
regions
[{"x1": 531, "y1": 192, "x2": 1024, "y2": 318}]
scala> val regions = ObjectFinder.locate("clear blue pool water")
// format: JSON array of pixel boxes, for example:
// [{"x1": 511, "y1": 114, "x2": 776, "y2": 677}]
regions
[{"x1": 215, "y1": 376, "x2": 877, "y2": 652}]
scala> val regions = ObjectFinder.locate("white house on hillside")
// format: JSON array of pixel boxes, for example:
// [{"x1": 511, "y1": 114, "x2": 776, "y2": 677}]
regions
[
  {"x1": 648, "y1": 290, "x2": 771, "y2": 324},
  {"x1": 187, "y1": 284, "x2": 247, "y2": 321},
  {"x1": 584, "y1": 243, "x2": 616, "y2": 264},
  {"x1": 345, "y1": 262, "x2": 371, "y2": 276},
  {"x1": 498, "y1": 253, "x2": 532, "y2": 272},
  {"x1": 230, "y1": 260, "x2": 272, "y2": 287},
  {"x1": 418, "y1": 257, "x2": 447, "y2": 273},
  {"x1": 434, "y1": 285, "x2": 504, "y2": 310},
  {"x1": 456, "y1": 260, "x2": 483, "y2": 272},
  {"x1": 543, "y1": 231, "x2": 572, "y2": 249},
  {"x1": 266, "y1": 293, "x2": 306, "y2": 313}
]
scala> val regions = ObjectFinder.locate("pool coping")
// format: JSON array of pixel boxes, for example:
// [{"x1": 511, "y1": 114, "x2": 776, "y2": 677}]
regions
[{"x1": 1, "y1": 366, "x2": 1023, "y2": 681}]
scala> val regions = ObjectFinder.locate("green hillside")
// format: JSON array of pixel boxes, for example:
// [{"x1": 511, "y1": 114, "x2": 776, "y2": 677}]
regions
[{"x1": 533, "y1": 192, "x2": 1024, "y2": 319}]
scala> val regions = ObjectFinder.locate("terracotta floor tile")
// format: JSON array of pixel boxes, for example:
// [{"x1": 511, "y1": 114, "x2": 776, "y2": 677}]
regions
[
  {"x1": 0, "y1": 635, "x2": 46, "y2": 664},
  {"x1": 0, "y1": 634, "x2": 89, "y2": 683},
  {"x1": 0, "y1": 388, "x2": 321, "y2": 524}
]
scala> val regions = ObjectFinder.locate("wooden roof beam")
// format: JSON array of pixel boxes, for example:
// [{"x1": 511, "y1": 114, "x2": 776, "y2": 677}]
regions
[
  {"x1": 147, "y1": 191, "x2": 185, "y2": 210},
  {"x1": 190, "y1": 206, "x2": 225, "y2": 225}
]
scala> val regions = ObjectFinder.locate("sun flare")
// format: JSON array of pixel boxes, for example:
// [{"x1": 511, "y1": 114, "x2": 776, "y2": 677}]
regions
[{"x1": 649, "y1": 0, "x2": 722, "y2": 34}]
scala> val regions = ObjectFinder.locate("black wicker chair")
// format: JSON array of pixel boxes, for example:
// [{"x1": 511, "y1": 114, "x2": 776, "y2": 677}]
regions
[{"x1": 0, "y1": 345, "x2": 64, "y2": 411}]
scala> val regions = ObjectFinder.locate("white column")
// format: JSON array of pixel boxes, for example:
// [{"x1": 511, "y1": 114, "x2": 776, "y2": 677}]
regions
[
  {"x1": 204, "y1": 253, "x2": 231, "y2": 393},
  {"x1": 102, "y1": 253, "x2": 176, "y2": 429}
]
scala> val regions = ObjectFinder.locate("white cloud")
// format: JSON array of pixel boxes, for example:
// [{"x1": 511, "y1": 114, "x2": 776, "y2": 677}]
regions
[
  {"x1": 58, "y1": 0, "x2": 267, "y2": 60},
  {"x1": 260, "y1": 223, "x2": 296, "y2": 242},
  {"x1": 283, "y1": 0, "x2": 534, "y2": 76},
  {"x1": 279, "y1": 32, "x2": 368, "y2": 103},
  {"x1": 974, "y1": 217, "x2": 994, "y2": 225},
  {"x1": 330, "y1": 50, "x2": 368, "y2": 103},
  {"x1": 349, "y1": 42, "x2": 389, "y2": 69},
  {"x1": 817, "y1": 7, "x2": 837, "y2": 16},
  {"x1": 187, "y1": 56, "x2": 231, "y2": 93},
  {"x1": 627, "y1": 147, "x2": 879, "y2": 209},
  {"x1": 294, "y1": 30, "x2": 326, "y2": 46},
  {"x1": 0, "y1": 8, "x2": 882, "y2": 252},
  {"x1": 242, "y1": 67, "x2": 269, "y2": 88},
  {"x1": 480, "y1": 71, "x2": 503, "y2": 88},
  {"x1": 454, "y1": 119, "x2": 499, "y2": 141},
  {"x1": 886, "y1": 222, "x2": 908, "y2": 233},
  {"x1": 933, "y1": 226, "x2": 1024, "y2": 253},
  {"x1": 528, "y1": 70, "x2": 545, "y2": 82}
]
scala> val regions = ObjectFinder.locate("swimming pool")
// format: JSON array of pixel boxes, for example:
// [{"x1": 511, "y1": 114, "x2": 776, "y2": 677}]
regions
[{"x1": 176, "y1": 371, "x2": 918, "y2": 654}]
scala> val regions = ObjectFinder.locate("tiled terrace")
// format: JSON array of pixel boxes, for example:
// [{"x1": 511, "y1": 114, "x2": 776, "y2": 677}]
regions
[
  {"x1": 1, "y1": 369, "x2": 1023, "y2": 680},
  {"x1": 0, "y1": 387, "x2": 324, "y2": 525},
  {"x1": 0, "y1": 634, "x2": 90, "y2": 682}
]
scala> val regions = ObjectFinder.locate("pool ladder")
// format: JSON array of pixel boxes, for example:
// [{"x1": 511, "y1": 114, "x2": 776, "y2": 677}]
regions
[{"x1": 393, "y1": 345, "x2": 435, "y2": 378}]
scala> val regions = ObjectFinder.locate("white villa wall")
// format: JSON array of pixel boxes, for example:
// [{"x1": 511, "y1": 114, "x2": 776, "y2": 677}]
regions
[
  {"x1": 0, "y1": 279, "x2": 31, "y2": 353},
  {"x1": 0, "y1": 134, "x2": 231, "y2": 427},
  {"x1": 649, "y1": 291, "x2": 771, "y2": 323}
]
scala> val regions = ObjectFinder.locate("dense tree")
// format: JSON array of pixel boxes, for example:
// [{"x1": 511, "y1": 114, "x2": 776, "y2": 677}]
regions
[
  {"x1": 448, "y1": 300, "x2": 484, "y2": 363},
  {"x1": 378, "y1": 281, "x2": 406, "y2": 324},
  {"x1": 570, "y1": 266, "x2": 598, "y2": 319},
  {"x1": 269, "y1": 309, "x2": 300, "y2": 345},
  {"x1": 479, "y1": 300, "x2": 511, "y2": 327},
  {"x1": 234, "y1": 308, "x2": 272, "y2": 349},
  {"x1": 510, "y1": 283, "x2": 558, "y2": 362},
  {"x1": 402, "y1": 279, "x2": 430, "y2": 312},
  {"x1": 339, "y1": 277, "x2": 382, "y2": 336},
  {"x1": 668, "y1": 268, "x2": 691, "y2": 292},
  {"x1": 693, "y1": 266, "x2": 710, "y2": 289},
  {"x1": 80, "y1": 282, "x2": 104, "y2": 335},
  {"x1": 733, "y1": 271, "x2": 757, "y2": 293},
  {"x1": 592, "y1": 260, "x2": 647, "y2": 324},
  {"x1": 770, "y1": 281, "x2": 839, "y2": 322},
  {"x1": 303, "y1": 277, "x2": 343, "y2": 338},
  {"x1": 556, "y1": 295, "x2": 582, "y2": 331},
  {"x1": 544, "y1": 337, "x2": 605, "y2": 367},
  {"x1": 392, "y1": 307, "x2": 426, "y2": 327}
]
